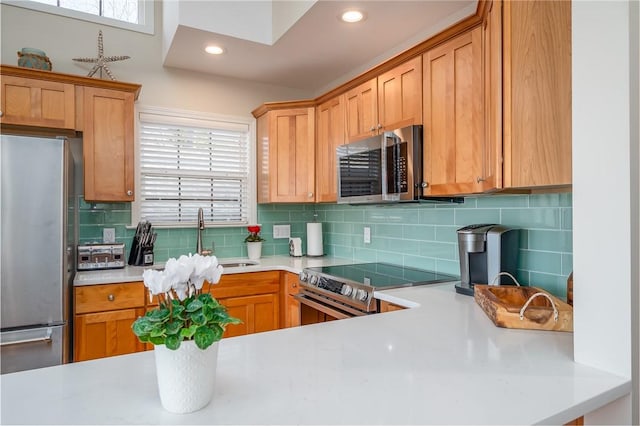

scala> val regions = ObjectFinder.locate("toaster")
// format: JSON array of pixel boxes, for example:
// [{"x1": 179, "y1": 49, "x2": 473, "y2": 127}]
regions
[{"x1": 77, "y1": 243, "x2": 126, "y2": 270}]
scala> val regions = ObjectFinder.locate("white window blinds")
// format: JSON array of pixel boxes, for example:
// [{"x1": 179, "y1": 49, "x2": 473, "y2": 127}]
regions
[{"x1": 137, "y1": 111, "x2": 251, "y2": 227}]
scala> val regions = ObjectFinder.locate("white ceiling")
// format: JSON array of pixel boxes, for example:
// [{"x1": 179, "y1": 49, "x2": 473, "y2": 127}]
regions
[{"x1": 162, "y1": 1, "x2": 477, "y2": 94}]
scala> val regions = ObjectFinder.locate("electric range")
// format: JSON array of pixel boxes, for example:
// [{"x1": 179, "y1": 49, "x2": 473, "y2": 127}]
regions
[{"x1": 297, "y1": 262, "x2": 458, "y2": 317}]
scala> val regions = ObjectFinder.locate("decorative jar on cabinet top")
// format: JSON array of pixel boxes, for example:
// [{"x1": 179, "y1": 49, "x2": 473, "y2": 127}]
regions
[{"x1": 17, "y1": 48, "x2": 52, "y2": 71}]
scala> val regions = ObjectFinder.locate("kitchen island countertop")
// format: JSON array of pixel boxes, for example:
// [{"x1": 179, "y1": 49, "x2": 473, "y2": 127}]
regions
[{"x1": 1, "y1": 280, "x2": 630, "y2": 424}]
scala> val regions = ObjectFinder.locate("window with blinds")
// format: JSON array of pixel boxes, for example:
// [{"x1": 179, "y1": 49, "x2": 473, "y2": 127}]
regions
[{"x1": 137, "y1": 110, "x2": 253, "y2": 227}]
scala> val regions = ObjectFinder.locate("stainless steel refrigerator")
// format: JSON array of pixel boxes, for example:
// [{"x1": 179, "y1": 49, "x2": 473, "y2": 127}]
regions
[{"x1": 0, "y1": 135, "x2": 75, "y2": 374}]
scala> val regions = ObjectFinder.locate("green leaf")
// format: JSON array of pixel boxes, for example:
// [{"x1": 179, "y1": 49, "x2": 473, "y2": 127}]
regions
[
  {"x1": 165, "y1": 334, "x2": 181, "y2": 350},
  {"x1": 132, "y1": 317, "x2": 152, "y2": 336},
  {"x1": 149, "y1": 335, "x2": 165, "y2": 345},
  {"x1": 194, "y1": 326, "x2": 215, "y2": 350},
  {"x1": 191, "y1": 310, "x2": 207, "y2": 325},
  {"x1": 165, "y1": 320, "x2": 183, "y2": 335},
  {"x1": 147, "y1": 308, "x2": 170, "y2": 323},
  {"x1": 149, "y1": 326, "x2": 165, "y2": 338},
  {"x1": 180, "y1": 324, "x2": 198, "y2": 339},
  {"x1": 185, "y1": 299, "x2": 204, "y2": 313},
  {"x1": 202, "y1": 305, "x2": 214, "y2": 322},
  {"x1": 198, "y1": 293, "x2": 214, "y2": 304},
  {"x1": 209, "y1": 323, "x2": 224, "y2": 342}
]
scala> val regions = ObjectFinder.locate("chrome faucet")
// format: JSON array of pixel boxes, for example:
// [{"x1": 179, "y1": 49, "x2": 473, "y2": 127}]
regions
[{"x1": 196, "y1": 207, "x2": 205, "y2": 255}]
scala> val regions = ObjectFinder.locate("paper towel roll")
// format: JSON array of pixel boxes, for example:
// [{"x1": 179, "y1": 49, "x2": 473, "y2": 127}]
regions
[{"x1": 306, "y1": 222, "x2": 323, "y2": 256}]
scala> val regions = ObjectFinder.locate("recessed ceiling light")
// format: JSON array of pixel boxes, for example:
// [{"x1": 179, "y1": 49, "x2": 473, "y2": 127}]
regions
[
  {"x1": 341, "y1": 10, "x2": 365, "y2": 23},
  {"x1": 205, "y1": 45, "x2": 224, "y2": 55}
]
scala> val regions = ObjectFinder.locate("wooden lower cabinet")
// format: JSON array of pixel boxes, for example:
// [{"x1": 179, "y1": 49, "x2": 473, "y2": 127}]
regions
[
  {"x1": 73, "y1": 271, "x2": 286, "y2": 361},
  {"x1": 219, "y1": 293, "x2": 279, "y2": 338},
  {"x1": 73, "y1": 282, "x2": 146, "y2": 362},
  {"x1": 379, "y1": 300, "x2": 407, "y2": 313},
  {"x1": 210, "y1": 271, "x2": 281, "y2": 337},
  {"x1": 282, "y1": 272, "x2": 301, "y2": 328},
  {"x1": 74, "y1": 307, "x2": 146, "y2": 361}
]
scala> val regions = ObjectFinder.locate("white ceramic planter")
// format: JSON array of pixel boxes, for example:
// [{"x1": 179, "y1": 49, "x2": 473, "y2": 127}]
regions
[
  {"x1": 154, "y1": 340, "x2": 219, "y2": 414},
  {"x1": 247, "y1": 241, "x2": 262, "y2": 260}
]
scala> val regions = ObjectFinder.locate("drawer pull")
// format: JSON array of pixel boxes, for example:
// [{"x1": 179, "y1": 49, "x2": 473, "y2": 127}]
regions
[{"x1": 108, "y1": 294, "x2": 115, "y2": 302}]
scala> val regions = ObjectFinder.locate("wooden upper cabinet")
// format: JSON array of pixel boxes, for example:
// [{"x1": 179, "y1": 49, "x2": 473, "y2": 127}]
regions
[
  {"x1": 423, "y1": 26, "x2": 484, "y2": 196},
  {"x1": 315, "y1": 95, "x2": 345, "y2": 203},
  {"x1": 345, "y1": 57, "x2": 422, "y2": 143},
  {"x1": 481, "y1": 0, "x2": 503, "y2": 192},
  {"x1": 502, "y1": 0, "x2": 572, "y2": 188},
  {"x1": 256, "y1": 107, "x2": 316, "y2": 203},
  {"x1": 0, "y1": 75, "x2": 75, "y2": 130},
  {"x1": 345, "y1": 78, "x2": 378, "y2": 142},
  {"x1": 82, "y1": 87, "x2": 135, "y2": 202},
  {"x1": 377, "y1": 56, "x2": 422, "y2": 132},
  {"x1": 0, "y1": 65, "x2": 141, "y2": 201}
]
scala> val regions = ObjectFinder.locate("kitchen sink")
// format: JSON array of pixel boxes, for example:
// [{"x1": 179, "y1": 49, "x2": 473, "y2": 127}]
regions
[
  {"x1": 145, "y1": 259, "x2": 258, "y2": 272},
  {"x1": 219, "y1": 260, "x2": 259, "y2": 268}
]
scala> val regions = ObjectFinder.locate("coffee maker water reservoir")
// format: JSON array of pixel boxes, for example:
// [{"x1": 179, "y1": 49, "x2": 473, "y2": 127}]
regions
[{"x1": 455, "y1": 224, "x2": 520, "y2": 296}]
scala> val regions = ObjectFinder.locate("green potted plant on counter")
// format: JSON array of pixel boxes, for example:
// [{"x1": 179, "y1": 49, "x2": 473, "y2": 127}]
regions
[
  {"x1": 132, "y1": 253, "x2": 240, "y2": 414},
  {"x1": 244, "y1": 225, "x2": 265, "y2": 260}
]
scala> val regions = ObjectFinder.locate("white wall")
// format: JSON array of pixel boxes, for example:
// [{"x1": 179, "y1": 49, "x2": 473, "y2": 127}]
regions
[
  {"x1": 0, "y1": 3, "x2": 312, "y2": 118},
  {"x1": 631, "y1": 0, "x2": 640, "y2": 423},
  {"x1": 573, "y1": 0, "x2": 638, "y2": 423}
]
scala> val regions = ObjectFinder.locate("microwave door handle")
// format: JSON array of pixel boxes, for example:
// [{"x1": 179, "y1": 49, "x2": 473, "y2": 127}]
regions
[{"x1": 381, "y1": 135, "x2": 388, "y2": 199}]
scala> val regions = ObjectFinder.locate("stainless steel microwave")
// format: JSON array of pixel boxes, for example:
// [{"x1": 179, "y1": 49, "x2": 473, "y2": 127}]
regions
[{"x1": 337, "y1": 125, "x2": 422, "y2": 204}]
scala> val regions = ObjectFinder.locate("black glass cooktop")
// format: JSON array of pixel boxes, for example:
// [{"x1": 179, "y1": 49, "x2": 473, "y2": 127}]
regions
[{"x1": 306, "y1": 263, "x2": 458, "y2": 289}]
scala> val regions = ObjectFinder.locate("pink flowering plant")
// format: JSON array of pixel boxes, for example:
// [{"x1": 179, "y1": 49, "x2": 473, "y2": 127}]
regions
[
  {"x1": 244, "y1": 225, "x2": 265, "y2": 242},
  {"x1": 132, "y1": 254, "x2": 240, "y2": 350}
]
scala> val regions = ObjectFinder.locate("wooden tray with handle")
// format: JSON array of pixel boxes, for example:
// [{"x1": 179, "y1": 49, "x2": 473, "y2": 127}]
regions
[{"x1": 474, "y1": 285, "x2": 573, "y2": 332}]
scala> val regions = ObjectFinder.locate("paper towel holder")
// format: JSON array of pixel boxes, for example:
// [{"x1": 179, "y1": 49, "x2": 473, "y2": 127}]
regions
[{"x1": 306, "y1": 218, "x2": 324, "y2": 257}]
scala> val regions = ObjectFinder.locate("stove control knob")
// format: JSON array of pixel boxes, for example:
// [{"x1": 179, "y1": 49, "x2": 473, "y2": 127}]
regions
[
  {"x1": 341, "y1": 285, "x2": 353, "y2": 296},
  {"x1": 355, "y1": 288, "x2": 368, "y2": 301},
  {"x1": 309, "y1": 275, "x2": 318, "y2": 286},
  {"x1": 299, "y1": 271, "x2": 308, "y2": 282}
]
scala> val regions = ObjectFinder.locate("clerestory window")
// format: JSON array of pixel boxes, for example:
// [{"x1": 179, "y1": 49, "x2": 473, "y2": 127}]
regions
[{"x1": 3, "y1": 0, "x2": 154, "y2": 34}]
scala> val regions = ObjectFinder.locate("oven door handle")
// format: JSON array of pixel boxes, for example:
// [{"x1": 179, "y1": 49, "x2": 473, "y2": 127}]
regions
[{"x1": 293, "y1": 294, "x2": 359, "y2": 319}]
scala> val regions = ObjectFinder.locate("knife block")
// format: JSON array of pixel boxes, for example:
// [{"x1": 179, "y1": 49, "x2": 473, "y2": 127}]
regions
[{"x1": 128, "y1": 234, "x2": 154, "y2": 266}]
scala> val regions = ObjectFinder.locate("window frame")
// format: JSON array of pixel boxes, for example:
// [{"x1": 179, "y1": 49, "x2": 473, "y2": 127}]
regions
[
  {"x1": 132, "y1": 105, "x2": 257, "y2": 229},
  {"x1": 2, "y1": 0, "x2": 155, "y2": 35}
]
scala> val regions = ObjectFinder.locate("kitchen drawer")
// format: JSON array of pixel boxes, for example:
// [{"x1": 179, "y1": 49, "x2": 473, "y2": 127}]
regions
[
  {"x1": 75, "y1": 282, "x2": 145, "y2": 314},
  {"x1": 210, "y1": 271, "x2": 280, "y2": 299}
]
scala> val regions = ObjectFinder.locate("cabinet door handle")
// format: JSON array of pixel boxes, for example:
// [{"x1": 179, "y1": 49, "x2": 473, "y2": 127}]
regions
[
  {"x1": 108, "y1": 294, "x2": 115, "y2": 301},
  {"x1": 370, "y1": 126, "x2": 375, "y2": 132},
  {"x1": 308, "y1": 192, "x2": 313, "y2": 198},
  {"x1": 0, "y1": 110, "x2": 4, "y2": 118},
  {"x1": 126, "y1": 190, "x2": 133, "y2": 196},
  {"x1": 477, "y1": 176, "x2": 486, "y2": 183},
  {"x1": 377, "y1": 123, "x2": 383, "y2": 130}
]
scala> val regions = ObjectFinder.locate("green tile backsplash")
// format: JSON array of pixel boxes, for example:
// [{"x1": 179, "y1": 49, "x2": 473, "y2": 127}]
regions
[{"x1": 78, "y1": 193, "x2": 573, "y2": 298}]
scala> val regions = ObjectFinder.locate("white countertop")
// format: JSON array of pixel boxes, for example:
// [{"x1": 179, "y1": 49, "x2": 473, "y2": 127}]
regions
[
  {"x1": 73, "y1": 255, "x2": 355, "y2": 286},
  {"x1": 1, "y1": 282, "x2": 631, "y2": 424}
]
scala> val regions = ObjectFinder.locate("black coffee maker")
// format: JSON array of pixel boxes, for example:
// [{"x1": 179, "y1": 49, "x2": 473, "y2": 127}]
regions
[{"x1": 455, "y1": 224, "x2": 520, "y2": 296}]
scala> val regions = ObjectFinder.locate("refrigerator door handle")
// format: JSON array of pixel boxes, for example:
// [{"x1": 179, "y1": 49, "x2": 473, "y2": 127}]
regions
[{"x1": 0, "y1": 328, "x2": 53, "y2": 347}]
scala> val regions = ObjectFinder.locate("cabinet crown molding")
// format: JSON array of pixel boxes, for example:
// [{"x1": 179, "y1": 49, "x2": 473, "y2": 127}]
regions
[{"x1": 0, "y1": 65, "x2": 141, "y2": 100}]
